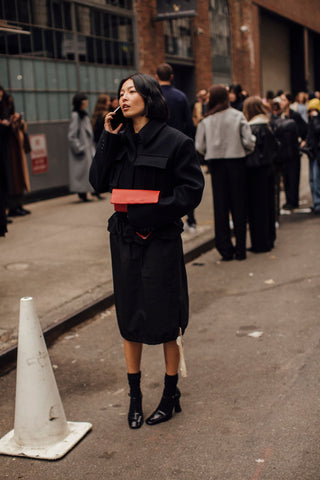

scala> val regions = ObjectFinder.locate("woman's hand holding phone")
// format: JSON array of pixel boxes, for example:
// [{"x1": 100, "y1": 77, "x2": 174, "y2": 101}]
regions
[{"x1": 104, "y1": 107, "x2": 124, "y2": 134}]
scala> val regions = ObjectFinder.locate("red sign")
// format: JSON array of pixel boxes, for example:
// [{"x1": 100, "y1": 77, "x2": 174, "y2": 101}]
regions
[{"x1": 29, "y1": 134, "x2": 48, "y2": 174}]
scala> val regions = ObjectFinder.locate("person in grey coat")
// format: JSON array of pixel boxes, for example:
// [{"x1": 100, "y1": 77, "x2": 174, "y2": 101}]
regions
[
  {"x1": 196, "y1": 84, "x2": 255, "y2": 260},
  {"x1": 68, "y1": 93, "x2": 95, "y2": 202}
]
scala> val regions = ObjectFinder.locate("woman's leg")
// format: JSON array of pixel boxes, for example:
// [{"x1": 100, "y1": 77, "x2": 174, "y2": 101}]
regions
[
  {"x1": 124, "y1": 340, "x2": 143, "y2": 429},
  {"x1": 123, "y1": 339, "x2": 143, "y2": 373},
  {"x1": 146, "y1": 340, "x2": 181, "y2": 426},
  {"x1": 163, "y1": 340, "x2": 180, "y2": 375}
]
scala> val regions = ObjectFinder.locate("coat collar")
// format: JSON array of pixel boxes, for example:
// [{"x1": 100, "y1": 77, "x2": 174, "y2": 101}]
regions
[{"x1": 124, "y1": 119, "x2": 167, "y2": 147}]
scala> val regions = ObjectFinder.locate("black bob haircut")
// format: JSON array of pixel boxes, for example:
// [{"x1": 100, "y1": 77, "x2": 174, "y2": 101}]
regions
[
  {"x1": 117, "y1": 72, "x2": 168, "y2": 122},
  {"x1": 72, "y1": 92, "x2": 88, "y2": 112}
]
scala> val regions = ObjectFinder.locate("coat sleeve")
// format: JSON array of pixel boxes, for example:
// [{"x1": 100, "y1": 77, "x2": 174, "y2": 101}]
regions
[
  {"x1": 127, "y1": 137, "x2": 205, "y2": 228},
  {"x1": 89, "y1": 129, "x2": 123, "y2": 193},
  {"x1": 195, "y1": 120, "x2": 206, "y2": 156},
  {"x1": 68, "y1": 112, "x2": 84, "y2": 156},
  {"x1": 240, "y1": 115, "x2": 256, "y2": 153}
]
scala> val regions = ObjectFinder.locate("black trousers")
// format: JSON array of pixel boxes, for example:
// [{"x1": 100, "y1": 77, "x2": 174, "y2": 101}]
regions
[
  {"x1": 208, "y1": 158, "x2": 247, "y2": 259},
  {"x1": 280, "y1": 157, "x2": 301, "y2": 208},
  {"x1": 247, "y1": 165, "x2": 276, "y2": 252}
]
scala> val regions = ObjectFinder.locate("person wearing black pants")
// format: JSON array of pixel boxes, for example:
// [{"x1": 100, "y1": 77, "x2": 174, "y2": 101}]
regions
[{"x1": 208, "y1": 158, "x2": 247, "y2": 260}]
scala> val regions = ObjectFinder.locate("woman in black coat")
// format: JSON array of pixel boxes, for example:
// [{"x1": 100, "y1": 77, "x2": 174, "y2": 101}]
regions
[
  {"x1": 89, "y1": 73, "x2": 204, "y2": 429},
  {"x1": 243, "y1": 96, "x2": 278, "y2": 253}
]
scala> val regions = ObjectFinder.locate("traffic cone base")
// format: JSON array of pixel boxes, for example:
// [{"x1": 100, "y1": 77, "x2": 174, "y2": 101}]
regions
[{"x1": 0, "y1": 421, "x2": 92, "y2": 460}]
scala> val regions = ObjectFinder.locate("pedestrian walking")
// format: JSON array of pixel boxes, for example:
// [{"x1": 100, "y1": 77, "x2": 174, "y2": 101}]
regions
[
  {"x1": 89, "y1": 72, "x2": 204, "y2": 429},
  {"x1": 243, "y1": 96, "x2": 278, "y2": 253},
  {"x1": 155, "y1": 63, "x2": 197, "y2": 233},
  {"x1": 68, "y1": 93, "x2": 95, "y2": 202},
  {"x1": 195, "y1": 84, "x2": 255, "y2": 261}
]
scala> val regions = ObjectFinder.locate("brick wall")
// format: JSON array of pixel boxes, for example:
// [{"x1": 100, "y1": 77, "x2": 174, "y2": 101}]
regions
[
  {"x1": 134, "y1": 0, "x2": 165, "y2": 75},
  {"x1": 193, "y1": 0, "x2": 213, "y2": 91}
]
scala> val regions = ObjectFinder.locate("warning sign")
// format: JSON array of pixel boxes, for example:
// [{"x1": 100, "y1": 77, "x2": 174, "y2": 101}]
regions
[{"x1": 29, "y1": 134, "x2": 48, "y2": 174}]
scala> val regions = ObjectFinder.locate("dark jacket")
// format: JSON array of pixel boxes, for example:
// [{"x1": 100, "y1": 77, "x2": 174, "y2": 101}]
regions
[
  {"x1": 89, "y1": 119, "x2": 204, "y2": 229},
  {"x1": 160, "y1": 85, "x2": 195, "y2": 139},
  {"x1": 271, "y1": 116, "x2": 300, "y2": 163},
  {"x1": 246, "y1": 122, "x2": 278, "y2": 168},
  {"x1": 305, "y1": 114, "x2": 320, "y2": 163}
]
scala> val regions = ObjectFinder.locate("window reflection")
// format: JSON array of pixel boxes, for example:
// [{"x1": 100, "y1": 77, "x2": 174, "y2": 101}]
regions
[{"x1": 164, "y1": 18, "x2": 193, "y2": 59}]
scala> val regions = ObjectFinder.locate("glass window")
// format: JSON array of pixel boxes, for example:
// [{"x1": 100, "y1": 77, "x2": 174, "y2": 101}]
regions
[
  {"x1": 36, "y1": 92, "x2": 49, "y2": 121},
  {"x1": 22, "y1": 59, "x2": 35, "y2": 89},
  {"x1": 86, "y1": 37, "x2": 95, "y2": 63},
  {"x1": 4, "y1": 1, "x2": 17, "y2": 21},
  {"x1": 31, "y1": 28, "x2": 44, "y2": 57},
  {"x1": 17, "y1": 0, "x2": 31, "y2": 23},
  {"x1": 164, "y1": 18, "x2": 193, "y2": 58},
  {"x1": 34, "y1": 61, "x2": 47, "y2": 89},
  {"x1": 44, "y1": 29, "x2": 55, "y2": 58},
  {"x1": 0, "y1": 58, "x2": 9, "y2": 87},
  {"x1": 13, "y1": 92, "x2": 24, "y2": 116},
  {"x1": 67, "y1": 63, "x2": 77, "y2": 91},
  {"x1": 48, "y1": 92, "x2": 60, "y2": 120},
  {"x1": 209, "y1": 0, "x2": 232, "y2": 83},
  {"x1": 20, "y1": 33, "x2": 32, "y2": 55},
  {"x1": 58, "y1": 92, "x2": 70, "y2": 119},
  {"x1": 7, "y1": 33, "x2": 20, "y2": 55},
  {"x1": 46, "y1": 62, "x2": 58, "y2": 89},
  {"x1": 57, "y1": 62, "x2": 68, "y2": 89},
  {"x1": 63, "y1": 2, "x2": 72, "y2": 30},
  {"x1": 9, "y1": 58, "x2": 23, "y2": 89},
  {"x1": 24, "y1": 92, "x2": 37, "y2": 121},
  {"x1": 103, "y1": 14, "x2": 111, "y2": 38}
]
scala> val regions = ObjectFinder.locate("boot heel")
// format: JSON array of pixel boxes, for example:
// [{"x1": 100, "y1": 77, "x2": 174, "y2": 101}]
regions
[{"x1": 174, "y1": 398, "x2": 182, "y2": 413}]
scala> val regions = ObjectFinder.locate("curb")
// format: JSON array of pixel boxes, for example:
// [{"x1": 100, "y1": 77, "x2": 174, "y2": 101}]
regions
[{"x1": 0, "y1": 236, "x2": 215, "y2": 376}]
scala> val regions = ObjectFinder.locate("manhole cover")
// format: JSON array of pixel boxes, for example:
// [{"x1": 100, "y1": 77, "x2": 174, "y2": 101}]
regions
[{"x1": 5, "y1": 263, "x2": 30, "y2": 271}]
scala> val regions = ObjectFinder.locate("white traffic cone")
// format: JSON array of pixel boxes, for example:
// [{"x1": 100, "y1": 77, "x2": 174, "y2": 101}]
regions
[{"x1": 0, "y1": 297, "x2": 92, "y2": 460}]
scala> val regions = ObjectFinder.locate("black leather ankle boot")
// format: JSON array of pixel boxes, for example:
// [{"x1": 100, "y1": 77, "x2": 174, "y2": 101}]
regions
[
  {"x1": 146, "y1": 387, "x2": 181, "y2": 426},
  {"x1": 128, "y1": 393, "x2": 143, "y2": 429}
]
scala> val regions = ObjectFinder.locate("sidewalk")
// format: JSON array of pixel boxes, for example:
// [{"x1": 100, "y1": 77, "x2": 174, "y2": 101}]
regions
[{"x1": 0, "y1": 157, "x2": 312, "y2": 356}]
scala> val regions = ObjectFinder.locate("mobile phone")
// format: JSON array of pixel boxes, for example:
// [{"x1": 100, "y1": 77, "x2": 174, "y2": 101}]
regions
[{"x1": 110, "y1": 106, "x2": 125, "y2": 130}]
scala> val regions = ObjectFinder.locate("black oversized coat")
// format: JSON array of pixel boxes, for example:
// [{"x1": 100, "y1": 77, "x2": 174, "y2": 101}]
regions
[{"x1": 89, "y1": 119, "x2": 204, "y2": 344}]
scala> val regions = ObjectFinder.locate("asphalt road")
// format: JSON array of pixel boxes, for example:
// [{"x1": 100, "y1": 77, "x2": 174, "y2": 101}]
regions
[{"x1": 0, "y1": 207, "x2": 319, "y2": 479}]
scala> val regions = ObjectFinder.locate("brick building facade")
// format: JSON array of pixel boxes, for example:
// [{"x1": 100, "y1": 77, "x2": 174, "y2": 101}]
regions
[{"x1": 135, "y1": 0, "x2": 320, "y2": 99}]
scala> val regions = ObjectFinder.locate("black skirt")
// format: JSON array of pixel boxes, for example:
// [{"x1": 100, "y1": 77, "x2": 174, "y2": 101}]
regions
[{"x1": 108, "y1": 213, "x2": 188, "y2": 344}]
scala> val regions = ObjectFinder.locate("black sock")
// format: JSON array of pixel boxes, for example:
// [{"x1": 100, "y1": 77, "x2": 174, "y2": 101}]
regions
[
  {"x1": 163, "y1": 373, "x2": 178, "y2": 397},
  {"x1": 127, "y1": 371, "x2": 141, "y2": 397}
]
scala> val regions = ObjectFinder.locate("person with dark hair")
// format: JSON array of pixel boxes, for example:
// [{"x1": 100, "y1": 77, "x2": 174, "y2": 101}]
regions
[
  {"x1": 228, "y1": 83, "x2": 244, "y2": 111},
  {"x1": 195, "y1": 84, "x2": 255, "y2": 261},
  {"x1": 92, "y1": 94, "x2": 110, "y2": 144},
  {"x1": 89, "y1": 72, "x2": 204, "y2": 430},
  {"x1": 68, "y1": 92, "x2": 95, "y2": 202},
  {"x1": 156, "y1": 63, "x2": 197, "y2": 232},
  {"x1": 243, "y1": 96, "x2": 278, "y2": 252},
  {"x1": 274, "y1": 92, "x2": 308, "y2": 210}
]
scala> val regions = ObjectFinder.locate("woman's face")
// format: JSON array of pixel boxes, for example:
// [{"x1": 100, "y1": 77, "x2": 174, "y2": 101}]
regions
[
  {"x1": 119, "y1": 79, "x2": 146, "y2": 120},
  {"x1": 280, "y1": 94, "x2": 289, "y2": 110},
  {"x1": 81, "y1": 99, "x2": 88, "y2": 110},
  {"x1": 228, "y1": 91, "x2": 236, "y2": 102}
]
